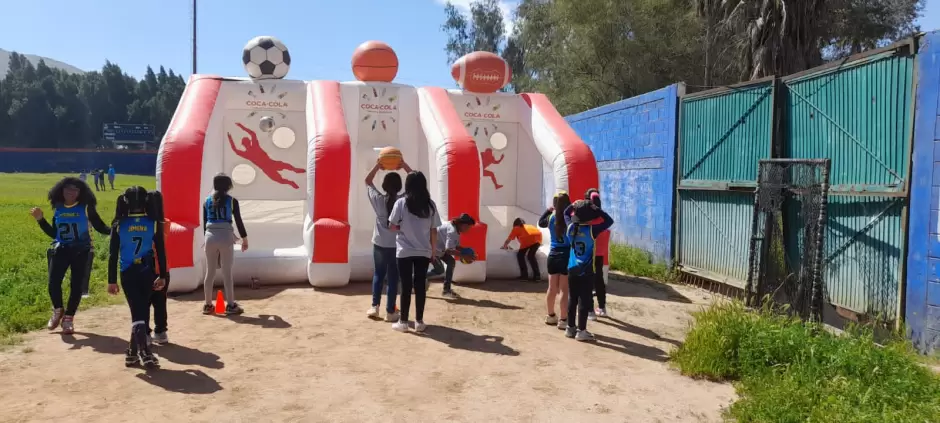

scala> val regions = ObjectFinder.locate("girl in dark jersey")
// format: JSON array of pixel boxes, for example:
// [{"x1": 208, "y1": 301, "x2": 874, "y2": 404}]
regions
[
  {"x1": 201, "y1": 173, "x2": 248, "y2": 315},
  {"x1": 563, "y1": 200, "x2": 614, "y2": 342},
  {"x1": 107, "y1": 186, "x2": 168, "y2": 369},
  {"x1": 30, "y1": 177, "x2": 111, "y2": 335},
  {"x1": 538, "y1": 191, "x2": 572, "y2": 329}
]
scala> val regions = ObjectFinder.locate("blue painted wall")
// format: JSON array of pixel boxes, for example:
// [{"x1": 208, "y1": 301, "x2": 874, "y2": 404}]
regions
[
  {"x1": 907, "y1": 31, "x2": 940, "y2": 352},
  {"x1": 0, "y1": 149, "x2": 157, "y2": 176},
  {"x1": 566, "y1": 84, "x2": 680, "y2": 263}
]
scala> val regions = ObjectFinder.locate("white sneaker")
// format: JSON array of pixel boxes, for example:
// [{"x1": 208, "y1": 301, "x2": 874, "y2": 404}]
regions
[
  {"x1": 152, "y1": 332, "x2": 169, "y2": 345},
  {"x1": 414, "y1": 321, "x2": 427, "y2": 333},
  {"x1": 587, "y1": 311, "x2": 597, "y2": 321},
  {"x1": 367, "y1": 306, "x2": 380, "y2": 318},
  {"x1": 385, "y1": 310, "x2": 400, "y2": 322},
  {"x1": 392, "y1": 320, "x2": 409, "y2": 332},
  {"x1": 557, "y1": 318, "x2": 568, "y2": 330},
  {"x1": 575, "y1": 330, "x2": 596, "y2": 342},
  {"x1": 596, "y1": 308, "x2": 608, "y2": 318},
  {"x1": 545, "y1": 314, "x2": 558, "y2": 325}
]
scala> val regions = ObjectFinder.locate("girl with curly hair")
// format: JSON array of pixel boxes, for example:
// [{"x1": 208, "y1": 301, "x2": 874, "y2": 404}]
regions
[{"x1": 30, "y1": 177, "x2": 111, "y2": 334}]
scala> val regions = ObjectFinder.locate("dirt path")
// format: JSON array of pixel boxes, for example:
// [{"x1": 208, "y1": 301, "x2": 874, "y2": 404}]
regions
[{"x1": 0, "y1": 275, "x2": 734, "y2": 423}]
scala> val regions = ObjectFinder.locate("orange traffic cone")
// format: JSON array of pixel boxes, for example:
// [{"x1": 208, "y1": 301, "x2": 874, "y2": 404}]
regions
[{"x1": 214, "y1": 290, "x2": 226, "y2": 314}]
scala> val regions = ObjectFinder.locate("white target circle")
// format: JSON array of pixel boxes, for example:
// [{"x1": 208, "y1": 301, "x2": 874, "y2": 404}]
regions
[
  {"x1": 272, "y1": 126, "x2": 296, "y2": 149},
  {"x1": 231, "y1": 164, "x2": 257, "y2": 185},
  {"x1": 490, "y1": 132, "x2": 508, "y2": 150}
]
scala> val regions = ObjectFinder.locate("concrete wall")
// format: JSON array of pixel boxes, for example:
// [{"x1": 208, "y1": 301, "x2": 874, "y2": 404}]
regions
[
  {"x1": 0, "y1": 148, "x2": 156, "y2": 175},
  {"x1": 565, "y1": 84, "x2": 681, "y2": 263},
  {"x1": 907, "y1": 31, "x2": 940, "y2": 353}
]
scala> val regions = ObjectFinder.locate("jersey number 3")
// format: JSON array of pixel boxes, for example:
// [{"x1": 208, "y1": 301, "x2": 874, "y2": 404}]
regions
[
  {"x1": 57, "y1": 222, "x2": 80, "y2": 241},
  {"x1": 573, "y1": 241, "x2": 587, "y2": 257}
]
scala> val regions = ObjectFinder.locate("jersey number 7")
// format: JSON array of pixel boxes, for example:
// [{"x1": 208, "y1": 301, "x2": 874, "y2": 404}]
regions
[{"x1": 131, "y1": 236, "x2": 143, "y2": 255}]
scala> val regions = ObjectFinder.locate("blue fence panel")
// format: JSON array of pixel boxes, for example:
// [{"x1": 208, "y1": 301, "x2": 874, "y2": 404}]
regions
[
  {"x1": 0, "y1": 149, "x2": 157, "y2": 176},
  {"x1": 566, "y1": 84, "x2": 680, "y2": 263},
  {"x1": 907, "y1": 31, "x2": 940, "y2": 353}
]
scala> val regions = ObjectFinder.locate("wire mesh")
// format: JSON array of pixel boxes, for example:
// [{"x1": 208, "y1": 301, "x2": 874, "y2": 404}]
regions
[{"x1": 746, "y1": 159, "x2": 830, "y2": 322}]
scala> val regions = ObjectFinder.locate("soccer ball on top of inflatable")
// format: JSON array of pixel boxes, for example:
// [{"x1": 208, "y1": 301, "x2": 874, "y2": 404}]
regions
[{"x1": 242, "y1": 36, "x2": 291, "y2": 80}]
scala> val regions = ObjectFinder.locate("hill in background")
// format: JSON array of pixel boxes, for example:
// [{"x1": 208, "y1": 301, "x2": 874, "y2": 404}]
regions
[{"x1": 0, "y1": 48, "x2": 84, "y2": 75}]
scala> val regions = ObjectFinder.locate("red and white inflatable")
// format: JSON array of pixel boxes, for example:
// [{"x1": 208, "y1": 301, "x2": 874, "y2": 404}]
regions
[{"x1": 156, "y1": 40, "x2": 599, "y2": 292}]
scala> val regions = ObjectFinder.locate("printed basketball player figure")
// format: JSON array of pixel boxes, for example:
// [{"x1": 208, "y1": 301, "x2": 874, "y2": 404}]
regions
[
  {"x1": 227, "y1": 122, "x2": 305, "y2": 189},
  {"x1": 481, "y1": 148, "x2": 504, "y2": 190}
]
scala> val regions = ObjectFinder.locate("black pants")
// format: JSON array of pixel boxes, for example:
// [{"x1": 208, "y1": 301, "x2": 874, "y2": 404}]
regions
[
  {"x1": 149, "y1": 277, "x2": 169, "y2": 335},
  {"x1": 594, "y1": 256, "x2": 606, "y2": 309},
  {"x1": 121, "y1": 264, "x2": 154, "y2": 351},
  {"x1": 47, "y1": 244, "x2": 93, "y2": 316},
  {"x1": 398, "y1": 256, "x2": 430, "y2": 322},
  {"x1": 517, "y1": 243, "x2": 541, "y2": 279},
  {"x1": 567, "y1": 272, "x2": 594, "y2": 331}
]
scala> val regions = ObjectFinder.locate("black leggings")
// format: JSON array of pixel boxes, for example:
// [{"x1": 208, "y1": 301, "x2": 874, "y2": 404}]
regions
[
  {"x1": 517, "y1": 243, "x2": 541, "y2": 279},
  {"x1": 121, "y1": 264, "x2": 155, "y2": 350},
  {"x1": 47, "y1": 244, "x2": 93, "y2": 316},
  {"x1": 567, "y1": 272, "x2": 594, "y2": 331},
  {"x1": 149, "y1": 277, "x2": 169, "y2": 335},
  {"x1": 398, "y1": 256, "x2": 431, "y2": 322},
  {"x1": 594, "y1": 256, "x2": 607, "y2": 309}
]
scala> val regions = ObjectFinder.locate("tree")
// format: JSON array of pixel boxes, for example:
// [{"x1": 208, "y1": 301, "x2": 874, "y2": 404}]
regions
[{"x1": 0, "y1": 51, "x2": 186, "y2": 148}]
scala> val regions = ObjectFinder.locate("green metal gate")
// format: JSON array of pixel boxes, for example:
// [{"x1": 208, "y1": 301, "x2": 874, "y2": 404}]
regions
[
  {"x1": 676, "y1": 79, "x2": 776, "y2": 288},
  {"x1": 782, "y1": 44, "x2": 914, "y2": 318}
]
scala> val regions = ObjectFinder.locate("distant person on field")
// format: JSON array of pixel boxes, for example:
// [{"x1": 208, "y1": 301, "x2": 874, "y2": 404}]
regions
[
  {"x1": 108, "y1": 164, "x2": 116, "y2": 190},
  {"x1": 364, "y1": 158, "x2": 412, "y2": 322},
  {"x1": 501, "y1": 218, "x2": 543, "y2": 281},
  {"x1": 107, "y1": 186, "x2": 167, "y2": 369},
  {"x1": 30, "y1": 177, "x2": 111, "y2": 335},
  {"x1": 92, "y1": 169, "x2": 101, "y2": 191},
  {"x1": 202, "y1": 173, "x2": 248, "y2": 316},
  {"x1": 79, "y1": 170, "x2": 87, "y2": 182}
]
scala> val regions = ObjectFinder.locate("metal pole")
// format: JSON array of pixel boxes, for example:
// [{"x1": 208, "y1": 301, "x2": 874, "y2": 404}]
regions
[{"x1": 192, "y1": 0, "x2": 197, "y2": 75}]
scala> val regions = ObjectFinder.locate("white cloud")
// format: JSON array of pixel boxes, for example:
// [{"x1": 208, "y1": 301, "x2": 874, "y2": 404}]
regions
[{"x1": 435, "y1": 0, "x2": 518, "y2": 34}]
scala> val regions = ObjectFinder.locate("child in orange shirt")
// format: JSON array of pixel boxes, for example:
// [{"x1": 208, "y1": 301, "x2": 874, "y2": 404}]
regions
[{"x1": 501, "y1": 218, "x2": 543, "y2": 281}]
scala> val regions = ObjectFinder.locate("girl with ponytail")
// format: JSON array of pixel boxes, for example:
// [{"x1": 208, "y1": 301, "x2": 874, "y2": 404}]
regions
[
  {"x1": 537, "y1": 191, "x2": 572, "y2": 329},
  {"x1": 201, "y1": 173, "x2": 248, "y2": 316},
  {"x1": 364, "y1": 158, "x2": 413, "y2": 321},
  {"x1": 107, "y1": 186, "x2": 168, "y2": 368}
]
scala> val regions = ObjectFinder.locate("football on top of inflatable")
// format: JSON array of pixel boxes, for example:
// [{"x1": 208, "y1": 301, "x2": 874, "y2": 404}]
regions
[{"x1": 450, "y1": 51, "x2": 511, "y2": 94}]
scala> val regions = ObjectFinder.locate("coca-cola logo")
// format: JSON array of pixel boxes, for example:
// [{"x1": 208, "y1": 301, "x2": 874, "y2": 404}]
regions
[
  {"x1": 361, "y1": 103, "x2": 398, "y2": 111},
  {"x1": 245, "y1": 100, "x2": 288, "y2": 108},
  {"x1": 464, "y1": 111, "x2": 501, "y2": 119}
]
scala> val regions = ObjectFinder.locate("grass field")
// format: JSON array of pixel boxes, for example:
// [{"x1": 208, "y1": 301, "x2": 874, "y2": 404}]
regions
[{"x1": 0, "y1": 173, "x2": 156, "y2": 344}]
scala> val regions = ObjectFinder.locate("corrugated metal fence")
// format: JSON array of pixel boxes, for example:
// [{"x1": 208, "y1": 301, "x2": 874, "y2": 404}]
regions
[{"x1": 676, "y1": 41, "x2": 916, "y2": 320}]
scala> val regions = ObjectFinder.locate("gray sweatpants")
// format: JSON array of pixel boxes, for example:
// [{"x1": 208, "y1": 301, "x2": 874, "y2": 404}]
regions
[{"x1": 203, "y1": 225, "x2": 236, "y2": 305}]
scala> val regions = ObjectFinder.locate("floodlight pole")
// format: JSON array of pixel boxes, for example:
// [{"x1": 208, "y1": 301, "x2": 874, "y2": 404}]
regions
[{"x1": 192, "y1": 0, "x2": 197, "y2": 75}]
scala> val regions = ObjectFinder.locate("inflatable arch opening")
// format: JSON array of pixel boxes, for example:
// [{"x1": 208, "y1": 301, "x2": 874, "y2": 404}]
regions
[{"x1": 156, "y1": 44, "x2": 602, "y2": 293}]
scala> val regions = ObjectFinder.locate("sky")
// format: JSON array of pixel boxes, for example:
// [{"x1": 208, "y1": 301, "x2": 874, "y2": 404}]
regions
[{"x1": 0, "y1": 0, "x2": 934, "y2": 87}]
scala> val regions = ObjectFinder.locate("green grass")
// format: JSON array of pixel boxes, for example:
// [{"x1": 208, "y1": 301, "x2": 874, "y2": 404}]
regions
[
  {"x1": 670, "y1": 302, "x2": 940, "y2": 422},
  {"x1": 608, "y1": 243, "x2": 673, "y2": 281},
  {"x1": 0, "y1": 173, "x2": 155, "y2": 344}
]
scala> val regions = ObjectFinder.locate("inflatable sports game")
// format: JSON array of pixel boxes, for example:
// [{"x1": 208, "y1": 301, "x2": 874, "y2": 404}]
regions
[{"x1": 156, "y1": 37, "x2": 602, "y2": 293}]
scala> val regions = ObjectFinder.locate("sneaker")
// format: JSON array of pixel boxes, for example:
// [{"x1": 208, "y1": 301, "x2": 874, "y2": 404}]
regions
[
  {"x1": 202, "y1": 303, "x2": 214, "y2": 315},
  {"x1": 367, "y1": 306, "x2": 380, "y2": 318},
  {"x1": 575, "y1": 330, "x2": 596, "y2": 342},
  {"x1": 61, "y1": 316, "x2": 75, "y2": 335},
  {"x1": 545, "y1": 314, "x2": 558, "y2": 325},
  {"x1": 565, "y1": 326, "x2": 577, "y2": 338},
  {"x1": 225, "y1": 303, "x2": 244, "y2": 315},
  {"x1": 392, "y1": 320, "x2": 409, "y2": 332},
  {"x1": 152, "y1": 332, "x2": 169, "y2": 345},
  {"x1": 139, "y1": 350, "x2": 160, "y2": 369},
  {"x1": 596, "y1": 308, "x2": 608, "y2": 318},
  {"x1": 414, "y1": 321, "x2": 427, "y2": 333},
  {"x1": 588, "y1": 311, "x2": 597, "y2": 321},
  {"x1": 385, "y1": 310, "x2": 400, "y2": 322},
  {"x1": 442, "y1": 290, "x2": 458, "y2": 300},
  {"x1": 557, "y1": 318, "x2": 568, "y2": 330},
  {"x1": 124, "y1": 348, "x2": 140, "y2": 367},
  {"x1": 47, "y1": 308, "x2": 64, "y2": 330}
]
